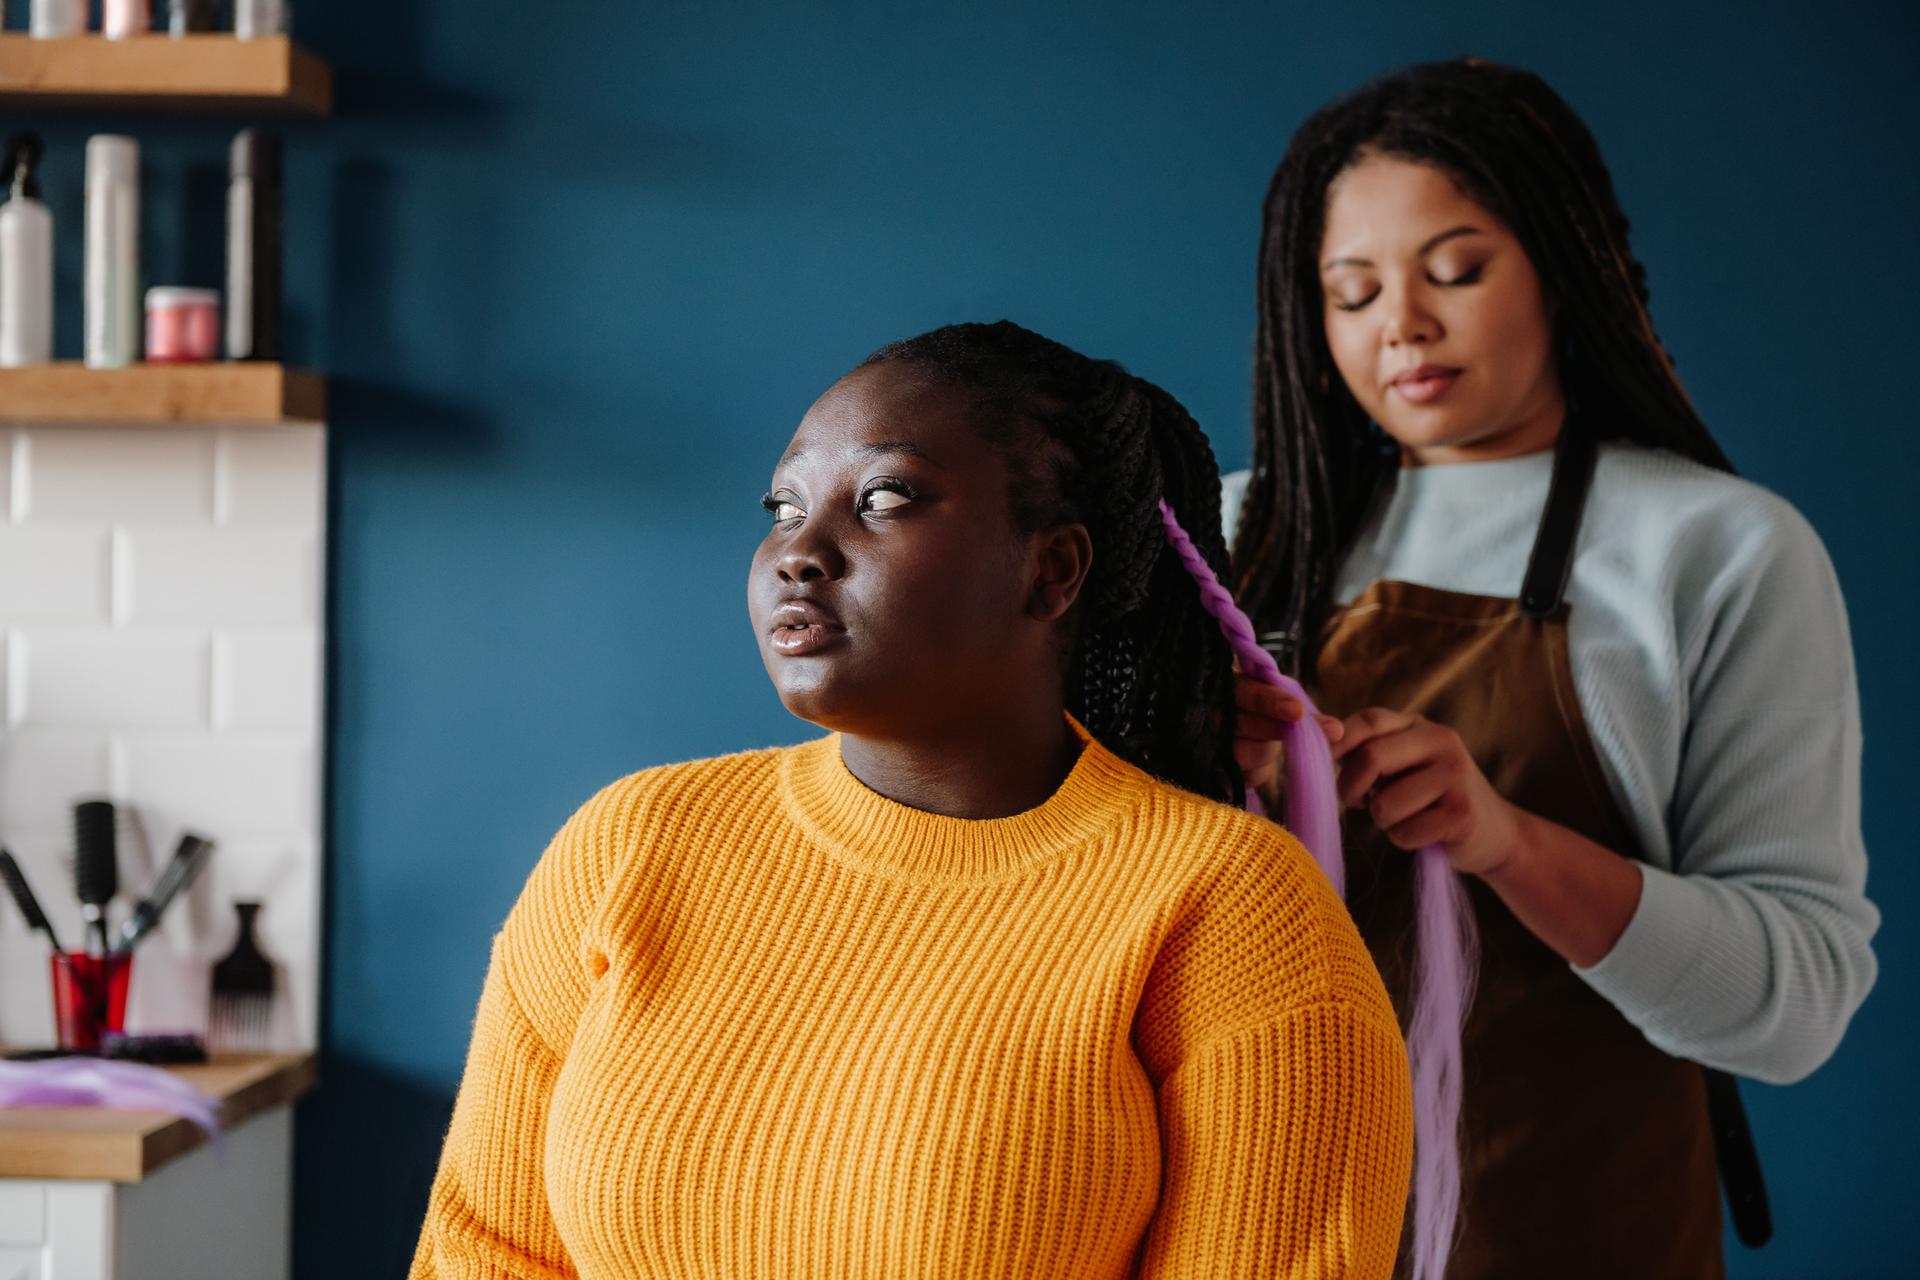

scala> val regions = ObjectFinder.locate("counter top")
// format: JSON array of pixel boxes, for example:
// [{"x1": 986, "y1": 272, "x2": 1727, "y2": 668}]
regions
[{"x1": 0, "y1": 1053, "x2": 316, "y2": 1182}]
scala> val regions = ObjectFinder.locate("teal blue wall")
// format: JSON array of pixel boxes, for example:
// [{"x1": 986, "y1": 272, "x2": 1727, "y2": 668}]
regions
[{"x1": 11, "y1": 1, "x2": 1914, "y2": 1273}]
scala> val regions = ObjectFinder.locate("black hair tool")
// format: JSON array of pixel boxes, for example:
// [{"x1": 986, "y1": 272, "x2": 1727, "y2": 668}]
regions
[
  {"x1": 0, "y1": 848, "x2": 65, "y2": 953},
  {"x1": 112, "y1": 833, "x2": 215, "y2": 957},
  {"x1": 73, "y1": 799, "x2": 119, "y2": 958},
  {"x1": 210, "y1": 901, "x2": 276, "y2": 1052}
]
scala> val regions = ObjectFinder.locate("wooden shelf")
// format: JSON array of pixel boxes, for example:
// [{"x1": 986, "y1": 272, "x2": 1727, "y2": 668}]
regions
[
  {"x1": 0, "y1": 363, "x2": 325, "y2": 427},
  {"x1": 0, "y1": 1053, "x2": 316, "y2": 1182},
  {"x1": 0, "y1": 34, "x2": 331, "y2": 116}
]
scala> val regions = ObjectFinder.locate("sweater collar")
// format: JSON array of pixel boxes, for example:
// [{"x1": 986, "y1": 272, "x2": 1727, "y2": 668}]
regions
[{"x1": 777, "y1": 714, "x2": 1147, "y2": 883}]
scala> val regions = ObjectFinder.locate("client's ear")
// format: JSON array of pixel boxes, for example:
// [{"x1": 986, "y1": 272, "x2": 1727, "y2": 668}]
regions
[{"x1": 1028, "y1": 523, "x2": 1093, "y2": 623}]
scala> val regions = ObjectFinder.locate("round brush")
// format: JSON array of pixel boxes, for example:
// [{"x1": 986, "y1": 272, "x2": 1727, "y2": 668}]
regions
[{"x1": 73, "y1": 799, "x2": 119, "y2": 958}]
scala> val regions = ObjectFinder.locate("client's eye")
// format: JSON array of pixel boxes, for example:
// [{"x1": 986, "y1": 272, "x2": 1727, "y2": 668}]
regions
[
  {"x1": 859, "y1": 480, "x2": 917, "y2": 514},
  {"x1": 761, "y1": 492, "x2": 805, "y2": 523}
]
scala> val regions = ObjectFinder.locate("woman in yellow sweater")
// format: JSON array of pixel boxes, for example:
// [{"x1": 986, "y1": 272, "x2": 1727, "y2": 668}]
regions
[{"x1": 411, "y1": 321, "x2": 1412, "y2": 1279}]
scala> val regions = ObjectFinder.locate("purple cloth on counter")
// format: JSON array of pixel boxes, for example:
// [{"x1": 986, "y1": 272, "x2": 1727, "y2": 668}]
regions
[{"x1": 0, "y1": 1058, "x2": 222, "y2": 1136}]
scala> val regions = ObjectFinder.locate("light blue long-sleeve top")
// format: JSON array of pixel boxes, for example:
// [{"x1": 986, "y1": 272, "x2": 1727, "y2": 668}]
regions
[{"x1": 1222, "y1": 443, "x2": 1878, "y2": 1084}]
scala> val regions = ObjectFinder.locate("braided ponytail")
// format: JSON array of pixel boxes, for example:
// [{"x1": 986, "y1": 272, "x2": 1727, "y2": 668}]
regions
[{"x1": 859, "y1": 321, "x2": 1239, "y2": 802}]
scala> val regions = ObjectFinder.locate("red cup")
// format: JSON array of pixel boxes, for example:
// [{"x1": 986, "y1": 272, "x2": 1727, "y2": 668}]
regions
[{"x1": 49, "y1": 951, "x2": 133, "y2": 1054}]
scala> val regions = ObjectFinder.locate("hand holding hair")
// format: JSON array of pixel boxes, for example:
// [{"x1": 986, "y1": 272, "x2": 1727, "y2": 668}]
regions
[
  {"x1": 1332, "y1": 706, "x2": 1526, "y2": 877},
  {"x1": 1233, "y1": 673, "x2": 1344, "y2": 790}
]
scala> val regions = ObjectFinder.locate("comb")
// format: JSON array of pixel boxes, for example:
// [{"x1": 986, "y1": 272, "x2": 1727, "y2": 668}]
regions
[
  {"x1": 0, "y1": 849, "x2": 65, "y2": 953},
  {"x1": 209, "y1": 901, "x2": 276, "y2": 1053}
]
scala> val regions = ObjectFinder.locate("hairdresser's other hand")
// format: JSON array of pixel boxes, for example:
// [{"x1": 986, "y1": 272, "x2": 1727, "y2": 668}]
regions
[
  {"x1": 1330, "y1": 706, "x2": 1522, "y2": 876},
  {"x1": 1233, "y1": 672, "x2": 1344, "y2": 790}
]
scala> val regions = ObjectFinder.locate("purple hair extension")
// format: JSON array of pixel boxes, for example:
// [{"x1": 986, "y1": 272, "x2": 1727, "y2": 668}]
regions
[
  {"x1": 1151, "y1": 501, "x2": 1345, "y2": 895},
  {"x1": 0, "y1": 1057, "x2": 223, "y2": 1138},
  {"x1": 1157, "y1": 497, "x2": 1476, "y2": 1280}
]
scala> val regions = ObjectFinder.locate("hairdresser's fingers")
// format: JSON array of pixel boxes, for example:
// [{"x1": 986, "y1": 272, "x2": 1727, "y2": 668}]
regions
[
  {"x1": 1234, "y1": 676, "x2": 1307, "y2": 723},
  {"x1": 1370, "y1": 761, "x2": 1453, "y2": 832},
  {"x1": 1317, "y1": 714, "x2": 1346, "y2": 743},
  {"x1": 1233, "y1": 734, "x2": 1278, "y2": 768},
  {"x1": 1381, "y1": 794, "x2": 1471, "y2": 853},
  {"x1": 1335, "y1": 720, "x2": 1453, "y2": 808},
  {"x1": 1245, "y1": 757, "x2": 1279, "y2": 791},
  {"x1": 1236, "y1": 709, "x2": 1291, "y2": 743},
  {"x1": 1329, "y1": 706, "x2": 1419, "y2": 762}
]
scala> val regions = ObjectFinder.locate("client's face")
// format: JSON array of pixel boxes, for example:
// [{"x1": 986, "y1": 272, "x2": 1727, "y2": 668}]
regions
[{"x1": 749, "y1": 363, "x2": 1038, "y2": 736}]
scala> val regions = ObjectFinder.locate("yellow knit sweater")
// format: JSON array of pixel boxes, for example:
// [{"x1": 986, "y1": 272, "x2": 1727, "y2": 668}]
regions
[{"x1": 411, "y1": 719, "x2": 1412, "y2": 1279}]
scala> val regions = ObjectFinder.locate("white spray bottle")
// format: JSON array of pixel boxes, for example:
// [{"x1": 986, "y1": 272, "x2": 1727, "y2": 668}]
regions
[{"x1": 0, "y1": 132, "x2": 54, "y2": 369}]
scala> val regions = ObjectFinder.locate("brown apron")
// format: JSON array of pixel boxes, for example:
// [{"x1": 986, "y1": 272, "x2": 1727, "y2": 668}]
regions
[{"x1": 1303, "y1": 430, "x2": 1765, "y2": 1278}]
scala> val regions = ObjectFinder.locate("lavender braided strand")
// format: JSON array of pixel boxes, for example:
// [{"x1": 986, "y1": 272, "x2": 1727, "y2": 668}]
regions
[
  {"x1": 1153, "y1": 499, "x2": 1343, "y2": 895},
  {"x1": 1157, "y1": 497, "x2": 1476, "y2": 1280}
]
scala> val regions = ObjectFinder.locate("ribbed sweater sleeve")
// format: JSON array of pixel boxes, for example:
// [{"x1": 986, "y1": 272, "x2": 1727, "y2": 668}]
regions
[
  {"x1": 411, "y1": 783, "x2": 625, "y2": 1279},
  {"x1": 1133, "y1": 822, "x2": 1414, "y2": 1278},
  {"x1": 1575, "y1": 490, "x2": 1879, "y2": 1082}
]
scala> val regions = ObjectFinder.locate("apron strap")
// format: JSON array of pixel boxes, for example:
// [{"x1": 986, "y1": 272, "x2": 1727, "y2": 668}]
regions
[
  {"x1": 1516, "y1": 429, "x2": 1776, "y2": 1247},
  {"x1": 1707, "y1": 1067, "x2": 1775, "y2": 1246},
  {"x1": 1518, "y1": 427, "x2": 1599, "y2": 619}
]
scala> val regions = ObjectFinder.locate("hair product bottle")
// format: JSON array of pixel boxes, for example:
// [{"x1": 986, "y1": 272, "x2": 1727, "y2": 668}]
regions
[
  {"x1": 234, "y1": 0, "x2": 288, "y2": 40},
  {"x1": 226, "y1": 129, "x2": 283, "y2": 362},
  {"x1": 29, "y1": 0, "x2": 87, "y2": 37},
  {"x1": 85, "y1": 136, "x2": 141, "y2": 370},
  {"x1": 0, "y1": 133, "x2": 54, "y2": 368},
  {"x1": 103, "y1": 0, "x2": 151, "y2": 39},
  {"x1": 168, "y1": 0, "x2": 217, "y2": 35}
]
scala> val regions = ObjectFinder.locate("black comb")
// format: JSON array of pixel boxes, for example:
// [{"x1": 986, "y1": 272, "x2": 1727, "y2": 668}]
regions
[
  {"x1": 210, "y1": 901, "x2": 277, "y2": 1053},
  {"x1": 0, "y1": 848, "x2": 65, "y2": 953}
]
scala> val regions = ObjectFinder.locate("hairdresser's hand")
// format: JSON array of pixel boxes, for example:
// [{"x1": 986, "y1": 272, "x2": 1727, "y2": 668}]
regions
[
  {"x1": 1234, "y1": 672, "x2": 1344, "y2": 790},
  {"x1": 1330, "y1": 707, "x2": 1522, "y2": 877}
]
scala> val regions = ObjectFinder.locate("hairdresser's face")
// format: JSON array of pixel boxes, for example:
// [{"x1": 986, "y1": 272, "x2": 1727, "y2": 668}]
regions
[
  {"x1": 749, "y1": 365, "x2": 1057, "y2": 737},
  {"x1": 1318, "y1": 154, "x2": 1563, "y2": 465}
]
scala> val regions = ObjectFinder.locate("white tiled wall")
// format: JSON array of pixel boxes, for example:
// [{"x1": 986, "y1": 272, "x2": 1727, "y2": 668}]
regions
[{"x1": 0, "y1": 425, "x2": 324, "y2": 1052}]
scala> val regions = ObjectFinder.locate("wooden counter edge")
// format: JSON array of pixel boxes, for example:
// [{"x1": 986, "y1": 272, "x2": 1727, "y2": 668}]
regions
[{"x1": 0, "y1": 1052, "x2": 317, "y2": 1183}]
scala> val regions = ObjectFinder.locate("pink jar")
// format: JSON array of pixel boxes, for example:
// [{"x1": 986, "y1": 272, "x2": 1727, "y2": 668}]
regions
[{"x1": 145, "y1": 287, "x2": 221, "y2": 363}]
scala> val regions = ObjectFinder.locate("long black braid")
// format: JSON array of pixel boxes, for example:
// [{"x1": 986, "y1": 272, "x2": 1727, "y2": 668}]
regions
[
  {"x1": 1235, "y1": 57, "x2": 1736, "y2": 674},
  {"x1": 860, "y1": 321, "x2": 1242, "y2": 804}
]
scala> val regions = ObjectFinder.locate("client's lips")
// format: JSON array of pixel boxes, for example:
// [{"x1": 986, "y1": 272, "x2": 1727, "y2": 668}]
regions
[
  {"x1": 1389, "y1": 363, "x2": 1464, "y2": 404},
  {"x1": 768, "y1": 599, "x2": 846, "y2": 656}
]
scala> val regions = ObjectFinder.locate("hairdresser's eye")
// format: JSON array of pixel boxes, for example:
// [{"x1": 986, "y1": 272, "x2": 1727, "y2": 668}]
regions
[
  {"x1": 761, "y1": 492, "x2": 805, "y2": 523},
  {"x1": 859, "y1": 480, "x2": 916, "y2": 514},
  {"x1": 1329, "y1": 288, "x2": 1379, "y2": 313},
  {"x1": 1433, "y1": 264, "x2": 1485, "y2": 287}
]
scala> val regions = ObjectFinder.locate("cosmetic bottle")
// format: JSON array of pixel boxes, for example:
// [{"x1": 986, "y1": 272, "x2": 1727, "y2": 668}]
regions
[
  {"x1": 226, "y1": 129, "x2": 282, "y2": 362},
  {"x1": 0, "y1": 133, "x2": 54, "y2": 369},
  {"x1": 85, "y1": 136, "x2": 141, "y2": 370},
  {"x1": 103, "y1": 0, "x2": 151, "y2": 39},
  {"x1": 234, "y1": 0, "x2": 288, "y2": 39},
  {"x1": 29, "y1": 0, "x2": 87, "y2": 38},
  {"x1": 168, "y1": 0, "x2": 217, "y2": 35},
  {"x1": 147, "y1": 287, "x2": 220, "y2": 362}
]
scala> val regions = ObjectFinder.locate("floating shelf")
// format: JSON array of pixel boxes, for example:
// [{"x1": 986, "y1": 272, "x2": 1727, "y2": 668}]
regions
[
  {"x1": 0, "y1": 363, "x2": 325, "y2": 427},
  {"x1": 0, "y1": 34, "x2": 331, "y2": 115}
]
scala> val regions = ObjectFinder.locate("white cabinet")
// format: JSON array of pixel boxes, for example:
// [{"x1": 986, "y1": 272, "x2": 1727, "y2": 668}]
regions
[
  {"x1": 0, "y1": 1109, "x2": 288, "y2": 1280},
  {"x1": 0, "y1": 1056, "x2": 309, "y2": 1280}
]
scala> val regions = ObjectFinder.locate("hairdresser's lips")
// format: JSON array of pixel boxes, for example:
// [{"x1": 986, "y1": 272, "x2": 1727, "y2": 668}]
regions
[
  {"x1": 768, "y1": 599, "x2": 847, "y2": 656},
  {"x1": 1389, "y1": 364, "x2": 1464, "y2": 404}
]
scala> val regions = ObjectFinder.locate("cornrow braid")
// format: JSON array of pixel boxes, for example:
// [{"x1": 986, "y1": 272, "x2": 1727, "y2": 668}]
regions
[
  {"x1": 1234, "y1": 57, "x2": 1736, "y2": 674},
  {"x1": 860, "y1": 321, "x2": 1240, "y2": 803}
]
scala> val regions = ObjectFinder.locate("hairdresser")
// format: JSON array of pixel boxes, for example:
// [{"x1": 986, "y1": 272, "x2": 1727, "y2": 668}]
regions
[{"x1": 1224, "y1": 59, "x2": 1878, "y2": 1278}]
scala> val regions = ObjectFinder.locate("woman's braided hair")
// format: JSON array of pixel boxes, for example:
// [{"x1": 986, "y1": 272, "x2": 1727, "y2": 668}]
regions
[
  {"x1": 860, "y1": 321, "x2": 1241, "y2": 803},
  {"x1": 1235, "y1": 57, "x2": 1736, "y2": 673}
]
